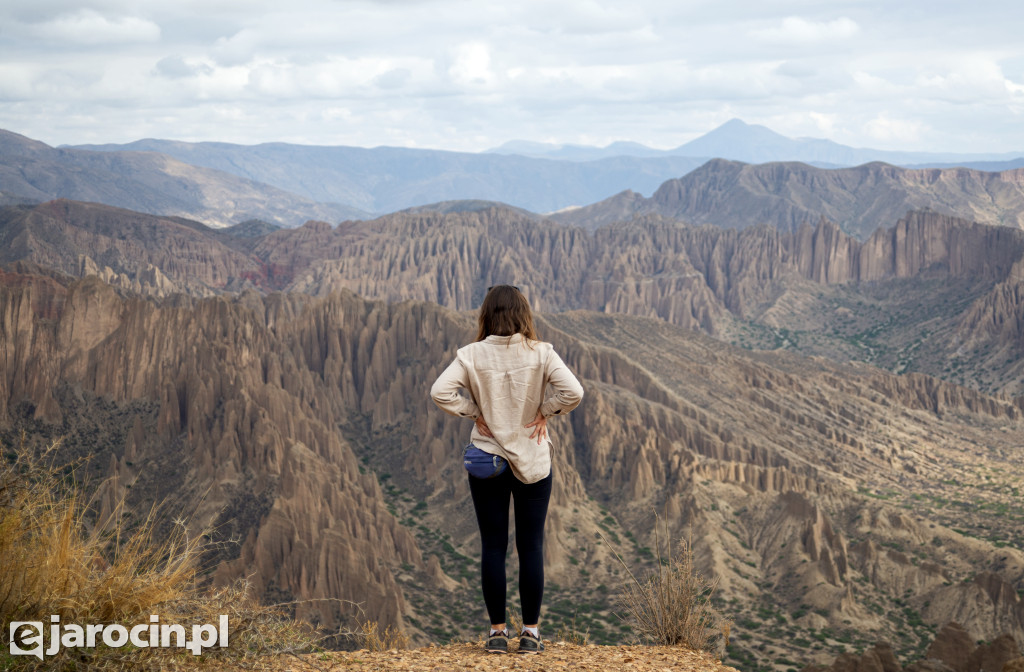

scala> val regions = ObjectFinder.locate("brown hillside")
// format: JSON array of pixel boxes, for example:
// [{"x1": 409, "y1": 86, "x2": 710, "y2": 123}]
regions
[
  {"x1": 274, "y1": 208, "x2": 1024, "y2": 394},
  {"x1": 0, "y1": 200, "x2": 262, "y2": 296},
  {"x1": 4, "y1": 201, "x2": 1023, "y2": 394},
  {"x1": 4, "y1": 200, "x2": 1024, "y2": 398},
  {"x1": 0, "y1": 129, "x2": 362, "y2": 227},
  {"x1": 2, "y1": 268, "x2": 1022, "y2": 671},
  {"x1": 550, "y1": 159, "x2": 1024, "y2": 240}
]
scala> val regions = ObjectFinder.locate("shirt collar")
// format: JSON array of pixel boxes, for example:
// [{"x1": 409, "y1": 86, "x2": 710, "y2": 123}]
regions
[{"x1": 484, "y1": 333, "x2": 525, "y2": 344}]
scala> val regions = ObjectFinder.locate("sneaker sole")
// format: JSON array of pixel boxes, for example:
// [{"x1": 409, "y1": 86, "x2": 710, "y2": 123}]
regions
[{"x1": 485, "y1": 639, "x2": 508, "y2": 654}]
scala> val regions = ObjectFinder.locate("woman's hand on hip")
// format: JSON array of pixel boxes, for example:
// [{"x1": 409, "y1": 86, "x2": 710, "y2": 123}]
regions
[
  {"x1": 525, "y1": 411, "x2": 547, "y2": 444},
  {"x1": 475, "y1": 416, "x2": 494, "y2": 438}
]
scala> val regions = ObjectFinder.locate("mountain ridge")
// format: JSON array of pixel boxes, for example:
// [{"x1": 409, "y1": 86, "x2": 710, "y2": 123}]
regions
[
  {"x1": 550, "y1": 159, "x2": 1024, "y2": 240},
  {"x1": 66, "y1": 135, "x2": 706, "y2": 214},
  {"x1": 3, "y1": 122, "x2": 1021, "y2": 231},
  {"x1": 0, "y1": 129, "x2": 366, "y2": 227},
  {"x1": 485, "y1": 119, "x2": 1024, "y2": 167}
]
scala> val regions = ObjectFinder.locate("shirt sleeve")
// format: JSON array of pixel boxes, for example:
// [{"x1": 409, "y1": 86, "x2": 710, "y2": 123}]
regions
[
  {"x1": 430, "y1": 357, "x2": 480, "y2": 419},
  {"x1": 539, "y1": 348, "x2": 584, "y2": 418}
]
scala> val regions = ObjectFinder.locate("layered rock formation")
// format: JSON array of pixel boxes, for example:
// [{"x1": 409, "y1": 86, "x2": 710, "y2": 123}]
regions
[
  {"x1": 0, "y1": 200, "x2": 263, "y2": 296},
  {"x1": 550, "y1": 159, "x2": 1024, "y2": 240},
  {"x1": 5, "y1": 200, "x2": 1024, "y2": 396},
  {"x1": 811, "y1": 623, "x2": 1022, "y2": 672},
  {"x1": 274, "y1": 209, "x2": 1024, "y2": 394},
  {"x1": 275, "y1": 209, "x2": 1024, "y2": 310},
  {"x1": 0, "y1": 272, "x2": 419, "y2": 628},
  {"x1": 2, "y1": 266, "x2": 1022, "y2": 670}
]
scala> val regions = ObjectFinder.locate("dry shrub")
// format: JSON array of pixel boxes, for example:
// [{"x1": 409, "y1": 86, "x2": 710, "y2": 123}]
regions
[
  {"x1": 606, "y1": 518, "x2": 728, "y2": 653},
  {"x1": 0, "y1": 437, "x2": 320, "y2": 670},
  {"x1": 554, "y1": 613, "x2": 590, "y2": 646},
  {"x1": 507, "y1": 607, "x2": 523, "y2": 636},
  {"x1": 356, "y1": 620, "x2": 410, "y2": 652}
]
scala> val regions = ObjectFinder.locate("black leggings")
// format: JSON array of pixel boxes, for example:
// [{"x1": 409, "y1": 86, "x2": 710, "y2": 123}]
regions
[{"x1": 468, "y1": 468, "x2": 552, "y2": 626}]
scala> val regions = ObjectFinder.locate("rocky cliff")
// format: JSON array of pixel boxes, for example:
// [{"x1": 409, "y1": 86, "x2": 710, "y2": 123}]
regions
[
  {"x1": 2, "y1": 267, "x2": 1022, "y2": 670},
  {"x1": 0, "y1": 272, "x2": 420, "y2": 628},
  {"x1": 810, "y1": 622, "x2": 1022, "y2": 672},
  {"x1": 0, "y1": 200, "x2": 265, "y2": 297},
  {"x1": 550, "y1": 159, "x2": 1024, "y2": 240},
  {"x1": 5, "y1": 200, "x2": 1024, "y2": 395},
  {"x1": 273, "y1": 208, "x2": 1024, "y2": 394},
  {"x1": 275, "y1": 208, "x2": 1024, "y2": 318}
]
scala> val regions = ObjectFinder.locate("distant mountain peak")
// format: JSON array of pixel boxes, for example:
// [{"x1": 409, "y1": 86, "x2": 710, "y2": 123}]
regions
[
  {"x1": 487, "y1": 119, "x2": 1024, "y2": 170},
  {"x1": 712, "y1": 117, "x2": 773, "y2": 133},
  {"x1": 674, "y1": 119, "x2": 794, "y2": 158},
  {"x1": 484, "y1": 138, "x2": 665, "y2": 161}
]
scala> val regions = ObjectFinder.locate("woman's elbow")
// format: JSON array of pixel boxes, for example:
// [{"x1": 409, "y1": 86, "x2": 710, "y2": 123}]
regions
[
  {"x1": 429, "y1": 381, "x2": 449, "y2": 406},
  {"x1": 566, "y1": 384, "x2": 584, "y2": 408}
]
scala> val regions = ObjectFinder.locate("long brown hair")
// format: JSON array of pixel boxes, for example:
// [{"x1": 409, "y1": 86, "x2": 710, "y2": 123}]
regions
[{"x1": 475, "y1": 285, "x2": 538, "y2": 343}]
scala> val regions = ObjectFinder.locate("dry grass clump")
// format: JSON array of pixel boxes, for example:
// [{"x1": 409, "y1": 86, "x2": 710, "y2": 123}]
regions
[
  {"x1": 356, "y1": 620, "x2": 410, "y2": 652},
  {"x1": 507, "y1": 608, "x2": 523, "y2": 637},
  {"x1": 607, "y1": 519, "x2": 729, "y2": 653},
  {"x1": 554, "y1": 614, "x2": 591, "y2": 646},
  {"x1": 0, "y1": 437, "x2": 319, "y2": 670}
]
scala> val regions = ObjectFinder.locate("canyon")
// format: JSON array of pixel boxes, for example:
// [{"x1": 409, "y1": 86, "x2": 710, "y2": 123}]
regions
[
  {"x1": 3, "y1": 200, "x2": 1022, "y2": 395},
  {"x1": 2, "y1": 121, "x2": 1024, "y2": 672},
  {"x1": 2, "y1": 211, "x2": 1023, "y2": 669}
]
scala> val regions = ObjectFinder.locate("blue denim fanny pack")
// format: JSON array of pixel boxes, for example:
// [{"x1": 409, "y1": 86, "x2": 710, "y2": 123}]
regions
[{"x1": 463, "y1": 444, "x2": 508, "y2": 479}]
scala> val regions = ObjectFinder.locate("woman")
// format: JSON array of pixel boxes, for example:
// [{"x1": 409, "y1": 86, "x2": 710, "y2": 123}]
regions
[{"x1": 430, "y1": 285, "x2": 584, "y2": 654}]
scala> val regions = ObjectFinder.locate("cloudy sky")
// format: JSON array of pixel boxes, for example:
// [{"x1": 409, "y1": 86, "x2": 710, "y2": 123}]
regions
[{"x1": 2, "y1": 0, "x2": 1023, "y2": 153}]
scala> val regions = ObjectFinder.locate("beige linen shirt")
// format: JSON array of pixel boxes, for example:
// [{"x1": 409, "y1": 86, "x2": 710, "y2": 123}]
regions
[{"x1": 430, "y1": 334, "x2": 584, "y2": 484}]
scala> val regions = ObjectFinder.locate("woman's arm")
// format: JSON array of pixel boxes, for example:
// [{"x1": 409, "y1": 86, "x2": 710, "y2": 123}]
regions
[
  {"x1": 430, "y1": 358, "x2": 481, "y2": 419},
  {"x1": 539, "y1": 349, "x2": 584, "y2": 418}
]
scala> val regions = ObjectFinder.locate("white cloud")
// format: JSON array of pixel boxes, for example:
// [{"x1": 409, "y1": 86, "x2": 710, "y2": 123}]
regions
[
  {"x1": 239, "y1": 56, "x2": 437, "y2": 101},
  {"x1": 755, "y1": 16, "x2": 859, "y2": 45},
  {"x1": 447, "y1": 43, "x2": 494, "y2": 87},
  {"x1": 863, "y1": 113, "x2": 925, "y2": 144},
  {"x1": 775, "y1": 61, "x2": 817, "y2": 79},
  {"x1": 851, "y1": 69, "x2": 905, "y2": 99},
  {"x1": 155, "y1": 56, "x2": 213, "y2": 79},
  {"x1": 808, "y1": 112, "x2": 837, "y2": 136},
  {"x1": 915, "y1": 57, "x2": 1011, "y2": 103},
  {"x1": 211, "y1": 29, "x2": 261, "y2": 67},
  {"x1": 373, "y1": 68, "x2": 411, "y2": 90},
  {"x1": 0, "y1": 64, "x2": 36, "y2": 100},
  {"x1": 23, "y1": 9, "x2": 161, "y2": 45},
  {"x1": 1, "y1": 0, "x2": 1024, "y2": 153},
  {"x1": 514, "y1": 0, "x2": 649, "y2": 37}
]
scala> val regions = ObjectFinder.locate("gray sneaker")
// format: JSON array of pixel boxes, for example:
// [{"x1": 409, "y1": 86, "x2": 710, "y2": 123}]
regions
[
  {"x1": 485, "y1": 629, "x2": 509, "y2": 654},
  {"x1": 518, "y1": 630, "x2": 544, "y2": 654}
]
